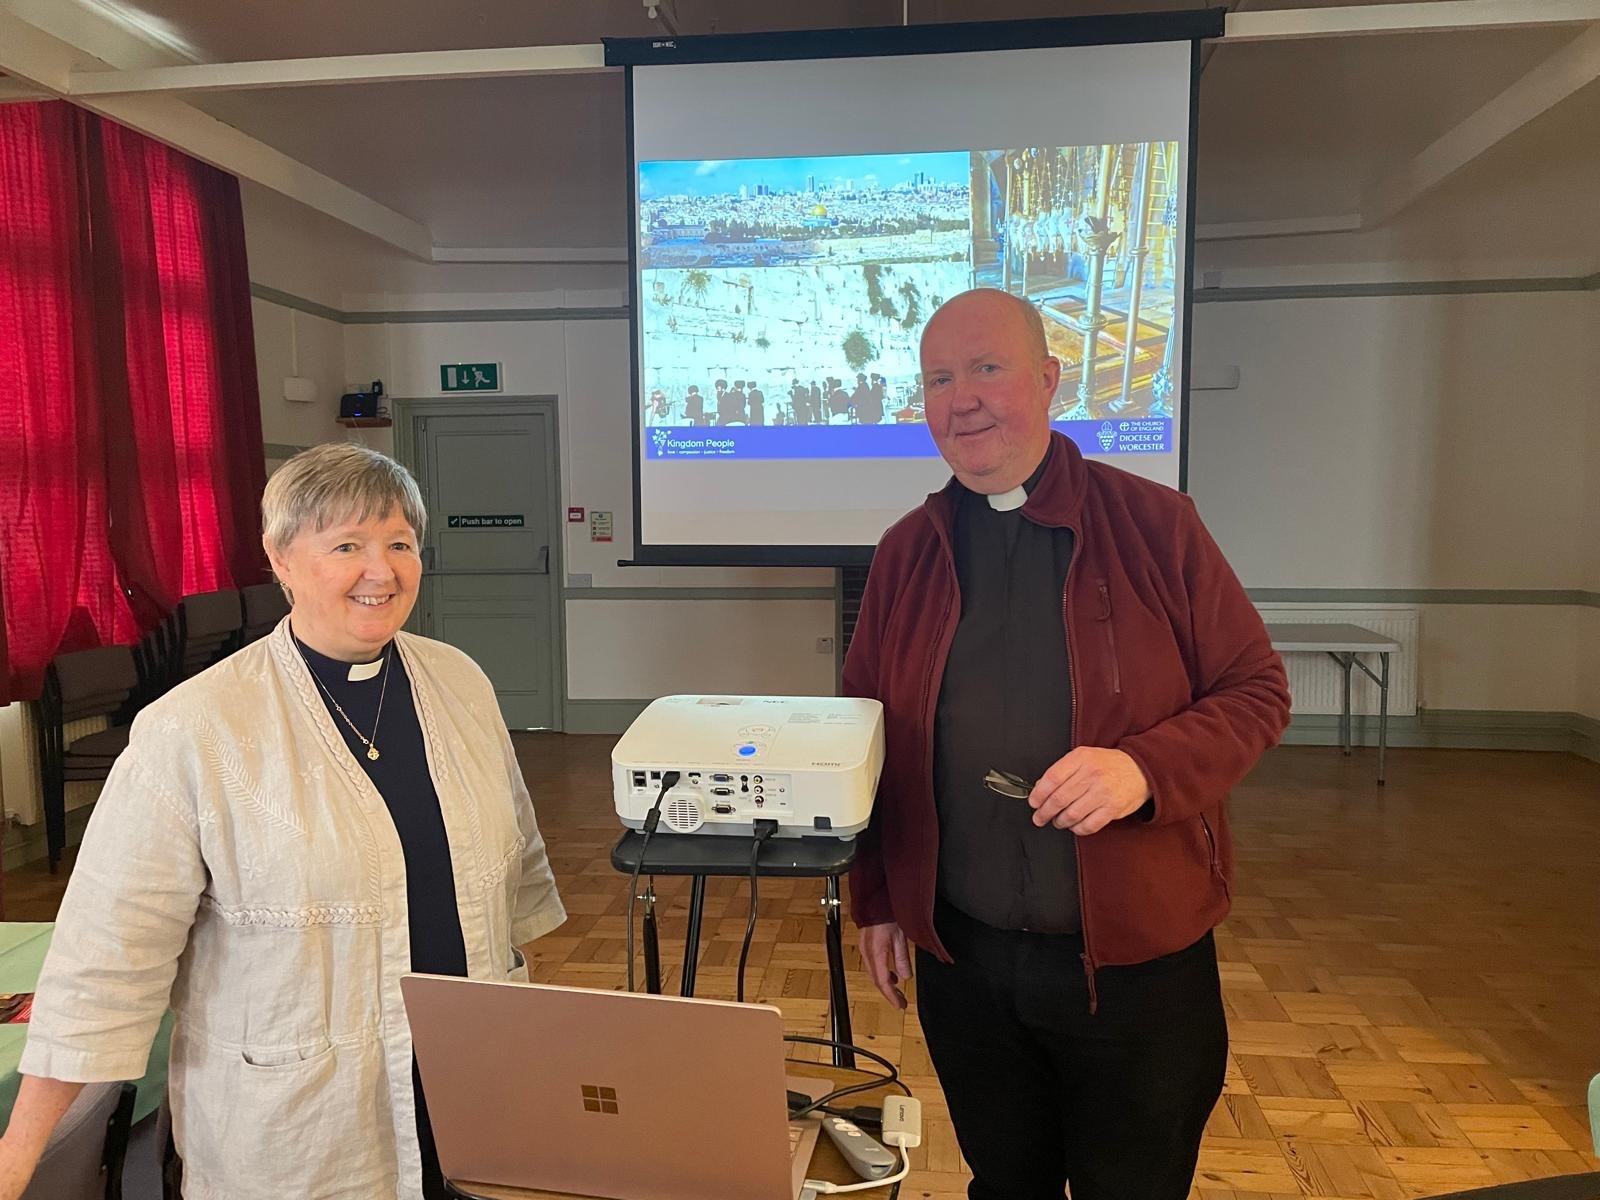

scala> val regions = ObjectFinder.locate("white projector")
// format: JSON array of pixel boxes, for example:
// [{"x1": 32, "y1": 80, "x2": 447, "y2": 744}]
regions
[{"x1": 611, "y1": 695, "x2": 884, "y2": 838}]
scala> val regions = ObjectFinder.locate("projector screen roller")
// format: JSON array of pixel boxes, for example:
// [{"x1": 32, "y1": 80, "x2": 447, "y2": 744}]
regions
[{"x1": 616, "y1": 19, "x2": 1208, "y2": 562}]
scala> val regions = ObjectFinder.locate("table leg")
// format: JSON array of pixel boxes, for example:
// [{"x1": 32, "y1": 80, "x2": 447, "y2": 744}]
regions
[
  {"x1": 681, "y1": 875, "x2": 707, "y2": 998},
  {"x1": 641, "y1": 877, "x2": 662, "y2": 995},
  {"x1": 1341, "y1": 654, "x2": 1354, "y2": 756},
  {"x1": 823, "y1": 876, "x2": 855, "y2": 1069},
  {"x1": 1378, "y1": 651, "x2": 1390, "y2": 786}
]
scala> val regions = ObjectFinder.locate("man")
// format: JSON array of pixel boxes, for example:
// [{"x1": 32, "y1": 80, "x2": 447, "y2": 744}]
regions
[
  {"x1": 828, "y1": 377, "x2": 850, "y2": 420},
  {"x1": 791, "y1": 378, "x2": 811, "y2": 426},
  {"x1": 644, "y1": 388, "x2": 671, "y2": 427},
  {"x1": 684, "y1": 384, "x2": 705, "y2": 426},
  {"x1": 715, "y1": 378, "x2": 739, "y2": 426},
  {"x1": 748, "y1": 380, "x2": 766, "y2": 426},
  {"x1": 858, "y1": 373, "x2": 885, "y2": 425},
  {"x1": 849, "y1": 373, "x2": 872, "y2": 423},
  {"x1": 845, "y1": 289, "x2": 1289, "y2": 1200}
]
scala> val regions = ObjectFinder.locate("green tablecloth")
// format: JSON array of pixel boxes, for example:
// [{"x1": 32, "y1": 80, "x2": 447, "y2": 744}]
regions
[{"x1": 0, "y1": 922, "x2": 172, "y2": 1125}]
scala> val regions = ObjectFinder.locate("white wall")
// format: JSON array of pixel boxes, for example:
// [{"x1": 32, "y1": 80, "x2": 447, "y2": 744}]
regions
[
  {"x1": 1189, "y1": 290, "x2": 1593, "y2": 717},
  {"x1": 242, "y1": 182, "x2": 363, "y2": 454},
  {"x1": 250, "y1": 299, "x2": 347, "y2": 453},
  {"x1": 1189, "y1": 293, "x2": 1589, "y2": 591}
]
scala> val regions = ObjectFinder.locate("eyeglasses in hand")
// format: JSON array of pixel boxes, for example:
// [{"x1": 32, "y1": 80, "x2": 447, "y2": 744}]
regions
[{"x1": 983, "y1": 768, "x2": 1035, "y2": 800}]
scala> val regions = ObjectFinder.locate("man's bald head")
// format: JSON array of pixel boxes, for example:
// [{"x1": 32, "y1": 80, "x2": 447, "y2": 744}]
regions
[
  {"x1": 922, "y1": 289, "x2": 1049, "y2": 366},
  {"x1": 917, "y1": 289, "x2": 1062, "y2": 493}
]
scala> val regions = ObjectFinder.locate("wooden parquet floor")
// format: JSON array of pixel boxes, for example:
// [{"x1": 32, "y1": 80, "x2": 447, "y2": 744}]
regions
[{"x1": 8, "y1": 740, "x2": 1599, "y2": 1198}]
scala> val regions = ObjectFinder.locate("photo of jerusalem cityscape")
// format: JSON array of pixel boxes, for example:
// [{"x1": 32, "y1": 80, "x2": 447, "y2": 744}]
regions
[{"x1": 638, "y1": 142, "x2": 1182, "y2": 448}]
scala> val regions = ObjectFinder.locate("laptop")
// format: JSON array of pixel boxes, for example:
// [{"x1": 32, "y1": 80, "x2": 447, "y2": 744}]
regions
[{"x1": 401, "y1": 975, "x2": 827, "y2": 1200}]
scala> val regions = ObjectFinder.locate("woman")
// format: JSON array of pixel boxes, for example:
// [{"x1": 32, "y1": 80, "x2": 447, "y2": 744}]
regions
[{"x1": 0, "y1": 444, "x2": 565, "y2": 1199}]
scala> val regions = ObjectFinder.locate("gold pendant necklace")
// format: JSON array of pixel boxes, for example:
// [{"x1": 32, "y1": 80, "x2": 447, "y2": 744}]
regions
[{"x1": 298, "y1": 642, "x2": 392, "y2": 761}]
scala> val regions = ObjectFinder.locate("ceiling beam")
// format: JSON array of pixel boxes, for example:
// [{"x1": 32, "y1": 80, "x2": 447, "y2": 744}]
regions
[
  {"x1": 67, "y1": 43, "x2": 613, "y2": 97},
  {"x1": 0, "y1": 11, "x2": 434, "y2": 260},
  {"x1": 1361, "y1": 21, "x2": 1600, "y2": 227},
  {"x1": 0, "y1": 77, "x2": 52, "y2": 104},
  {"x1": 1224, "y1": 0, "x2": 1600, "y2": 43},
  {"x1": 432, "y1": 246, "x2": 630, "y2": 265},
  {"x1": 46, "y1": 1, "x2": 1600, "y2": 101}
]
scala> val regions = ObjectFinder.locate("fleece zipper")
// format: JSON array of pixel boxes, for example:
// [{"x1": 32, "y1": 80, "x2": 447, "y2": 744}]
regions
[{"x1": 1062, "y1": 539, "x2": 1100, "y2": 1014}]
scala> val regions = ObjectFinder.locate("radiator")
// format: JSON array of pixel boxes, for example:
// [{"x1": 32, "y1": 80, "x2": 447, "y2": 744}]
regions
[
  {"x1": 0, "y1": 702, "x2": 107, "y2": 829},
  {"x1": 1254, "y1": 605, "x2": 1419, "y2": 718}
]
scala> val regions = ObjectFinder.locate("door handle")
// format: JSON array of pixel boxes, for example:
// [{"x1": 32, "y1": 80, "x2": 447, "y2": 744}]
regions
[
  {"x1": 421, "y1": 546, "x2": 436, "y2": 570},
  {"x1": 536, "y1": 545, "x2": 549, "y2": 574}
]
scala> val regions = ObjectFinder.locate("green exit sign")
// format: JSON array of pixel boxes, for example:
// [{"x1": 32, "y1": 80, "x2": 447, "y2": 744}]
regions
[{"x1": 440, "y1": 362, "x2": 501, "y2": 392}]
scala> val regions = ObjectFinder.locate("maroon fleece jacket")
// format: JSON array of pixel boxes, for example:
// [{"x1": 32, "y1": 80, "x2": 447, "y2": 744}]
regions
[{"x1": 844, "y1": 432, "x2": 1291, "y2": 977}]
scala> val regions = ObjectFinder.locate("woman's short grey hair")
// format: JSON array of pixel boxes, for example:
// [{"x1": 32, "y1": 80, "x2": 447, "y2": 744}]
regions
[{"x1": 261, "y1": 443, "x2": 427, "y2": 553}]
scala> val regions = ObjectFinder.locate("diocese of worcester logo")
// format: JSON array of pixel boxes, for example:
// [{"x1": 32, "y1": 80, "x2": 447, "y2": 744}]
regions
[{"x1": 1097, "y1": 422, "x2": 1117, "y2": 452}]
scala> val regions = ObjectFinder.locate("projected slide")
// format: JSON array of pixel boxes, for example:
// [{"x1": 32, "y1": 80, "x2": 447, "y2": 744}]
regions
[
  {"x1": 625, "y1": 33, "x2": 1199, "y2": 551},
  {"x1": 638, "y1": 142, "x2": 1180, "y2": 462}
]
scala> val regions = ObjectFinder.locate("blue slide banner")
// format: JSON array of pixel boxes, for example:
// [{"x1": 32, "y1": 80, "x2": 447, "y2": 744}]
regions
[{"x1": 644, "y1": 418, "x2": 1171, "y2": 460}]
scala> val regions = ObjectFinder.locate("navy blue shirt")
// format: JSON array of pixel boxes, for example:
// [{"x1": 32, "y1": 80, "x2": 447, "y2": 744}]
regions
[
  {"x1": 296, "y1": 638, "x2": 468, "y2": 976},
  {"x1": 296, "y1": 637, "x2": 465, "y2": 1199}
]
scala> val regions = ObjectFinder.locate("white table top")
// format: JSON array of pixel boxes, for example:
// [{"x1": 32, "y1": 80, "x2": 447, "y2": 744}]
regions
[{"x1": 1266, "y1": 623, "x2": 1401, "y2": 653}]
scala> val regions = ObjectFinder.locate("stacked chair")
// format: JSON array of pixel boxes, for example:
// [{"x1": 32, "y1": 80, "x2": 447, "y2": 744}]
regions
[{"x1": 33, "y1": 586, "x2": 267, "y2": 871}]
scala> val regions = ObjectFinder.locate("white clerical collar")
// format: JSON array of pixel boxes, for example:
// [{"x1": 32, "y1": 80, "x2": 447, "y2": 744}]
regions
[
  {"x1": 347, "y1": 657, "x2": 385, "y2": 681},
  {"x1": 987, "y1": 485, "x2": 1028, "y2": 512}
]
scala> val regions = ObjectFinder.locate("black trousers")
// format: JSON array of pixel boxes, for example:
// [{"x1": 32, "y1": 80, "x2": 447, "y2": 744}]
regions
[{"x1": 915, "y1": 903, "x2": 1228, "y2": 1200}]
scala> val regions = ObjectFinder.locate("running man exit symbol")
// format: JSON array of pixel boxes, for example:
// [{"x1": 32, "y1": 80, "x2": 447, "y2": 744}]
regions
[{"x1": 440, "y1": 363, "x2": 501, "y2": 392}]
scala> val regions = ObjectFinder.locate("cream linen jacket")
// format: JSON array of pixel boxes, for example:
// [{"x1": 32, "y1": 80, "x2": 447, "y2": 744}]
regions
[{"x1": 20, "y1": 620, "x2": 567, "y2": 1199}]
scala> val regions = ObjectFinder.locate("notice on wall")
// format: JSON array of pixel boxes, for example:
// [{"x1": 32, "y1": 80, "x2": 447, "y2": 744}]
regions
[{"x1": 590, "y1": 511, "x2": 614, "y2": 543}]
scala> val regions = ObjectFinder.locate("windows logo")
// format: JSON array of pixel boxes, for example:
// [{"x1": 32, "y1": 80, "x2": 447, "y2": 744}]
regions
[{"x1": 581, "y1": 1084, "x2": 620, "y2": 1115}]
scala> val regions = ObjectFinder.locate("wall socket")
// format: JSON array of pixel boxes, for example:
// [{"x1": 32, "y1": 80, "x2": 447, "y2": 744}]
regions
[{"x1": 815, "y1": 636, "x2": 835, "y2": 655}]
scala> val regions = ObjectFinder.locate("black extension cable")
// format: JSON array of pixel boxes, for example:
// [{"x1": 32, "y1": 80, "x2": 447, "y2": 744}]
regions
[
  {"x1": 625, "y1": 771, "x2": 680, "y2": 993},
  {"x1": 735, "y1": 819, "x2": 780, "y2": 1003},
  {"x1": 782, "y1": 1034, "x2": 910, "y2": 1121}
]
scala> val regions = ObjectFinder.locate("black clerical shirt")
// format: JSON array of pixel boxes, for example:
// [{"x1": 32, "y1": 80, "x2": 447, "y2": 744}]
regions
[{"x1": 932, "y1": 445, "x2": 1081, "y2": 934}]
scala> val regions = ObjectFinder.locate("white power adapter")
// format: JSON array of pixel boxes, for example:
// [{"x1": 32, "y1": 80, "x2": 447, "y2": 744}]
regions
[{"x1": 881, "y1": 1095, "x2": 922, "y2": 1149}]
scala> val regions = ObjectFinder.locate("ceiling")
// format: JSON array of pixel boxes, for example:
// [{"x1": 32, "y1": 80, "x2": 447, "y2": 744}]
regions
[{"x1": 11, "y1": 0, "x2": 1600, "y2": 263}]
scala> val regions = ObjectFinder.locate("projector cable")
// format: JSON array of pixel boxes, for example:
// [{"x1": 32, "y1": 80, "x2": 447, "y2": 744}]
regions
[
  {"x1": 736, "y1": 818, "x2": 780, "y2": 1002},
  {"x1": 625, "y1": 770, "x2": 680, "y2": 993}
]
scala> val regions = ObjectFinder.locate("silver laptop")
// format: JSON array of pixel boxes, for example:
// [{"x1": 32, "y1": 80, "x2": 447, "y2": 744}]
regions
[{"x1": 402, "y1": 975, "x2": 826, "y2": 1200}]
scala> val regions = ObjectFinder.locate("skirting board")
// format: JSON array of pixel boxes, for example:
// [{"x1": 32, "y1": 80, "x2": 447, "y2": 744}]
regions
[{"x1": 1283, "y1": 709, "x2": 1598, "y2": 758}]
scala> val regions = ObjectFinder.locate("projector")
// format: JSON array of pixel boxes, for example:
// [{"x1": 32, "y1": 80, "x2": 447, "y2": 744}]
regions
[{"x1": 612, "y1": 695, "x2": 884, "y2": 838}]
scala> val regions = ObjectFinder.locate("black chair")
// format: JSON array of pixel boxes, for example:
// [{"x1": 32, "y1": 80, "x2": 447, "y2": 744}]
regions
[
  {"x1": 238, "y1": 582, "x2": 290, "y2": 646},
  {"x1": 170, "y1": 590, "x2": 243, "y2": 683},
  {"x1": 36, "y1": 645, "x2": 141, "y2": 871},
  {"x1": 21, "y1": 1081, "x2": 134, "y2": 1200},
  {"x1": 130, "y1": 612, "x2": 179, "y2": 707}
]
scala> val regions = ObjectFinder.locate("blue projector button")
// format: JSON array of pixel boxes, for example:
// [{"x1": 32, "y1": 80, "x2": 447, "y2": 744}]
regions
[{"x1": 738, "y1": 744, "x2": 757, "y2": 756}]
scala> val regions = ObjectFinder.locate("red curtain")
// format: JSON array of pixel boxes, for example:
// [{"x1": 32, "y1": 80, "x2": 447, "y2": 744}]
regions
[
  {"x1": 0, "y1": 103, "x2": 267, "y2": 701},
  {"x1": 0, "y1": 103, "x2": 137, "y2": 703},
  {"x1": 85, "y1": 117, "x2": 267, "y2": 622}
]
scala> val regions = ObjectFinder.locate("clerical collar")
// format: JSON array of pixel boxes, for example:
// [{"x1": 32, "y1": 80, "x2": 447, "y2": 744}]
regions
[
  {"x1": 295, "y1": 637, "x2": 389, "y2": 682},
  {"x1": 984, "y1": 445, "x2": 1053, "y2": 512}
]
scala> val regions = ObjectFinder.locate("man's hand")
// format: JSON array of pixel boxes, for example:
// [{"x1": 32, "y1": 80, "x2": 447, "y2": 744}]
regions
[
  {"x1": 1027, "y1": 748, "x2": 1151, "y2": 835},
  {"x1": 858, "y1": 922, "x2": 912, "y2": 1010}
]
